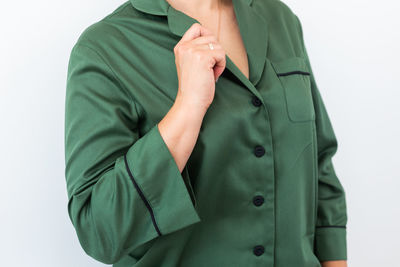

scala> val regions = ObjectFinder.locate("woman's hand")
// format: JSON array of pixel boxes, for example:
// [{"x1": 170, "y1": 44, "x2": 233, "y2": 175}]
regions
[
  {"x1": 158, "y1": 23, "x2": 226, "y2": 173},
  {"x1": 173, "y1": 22, "x2": 226, "y2": 111}
]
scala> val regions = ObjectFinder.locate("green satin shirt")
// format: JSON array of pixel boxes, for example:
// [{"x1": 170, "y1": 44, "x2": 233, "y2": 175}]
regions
[{"x1": 64, "y1": 0, "x2": 348, "y2": 266}]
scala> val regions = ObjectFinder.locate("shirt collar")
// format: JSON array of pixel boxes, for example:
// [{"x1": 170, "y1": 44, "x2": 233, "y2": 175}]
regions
[
  {"x1": 129, "y1": 0, "x2": 254, "y2": 15},
  {"x1": 129, "y1": 0, "x2": 267, "y2": 92}
]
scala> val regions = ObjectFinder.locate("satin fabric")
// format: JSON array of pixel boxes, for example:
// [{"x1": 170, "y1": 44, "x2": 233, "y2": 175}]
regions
[{"x1": 64, "y1": 0, "x2": 348, "y2": 266}]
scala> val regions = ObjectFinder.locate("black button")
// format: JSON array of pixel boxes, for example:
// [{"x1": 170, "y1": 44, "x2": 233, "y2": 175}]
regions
[
  {"x1": 252, "y1": 96, "x2": 262, "y2": 107},
  {"x1": 253, "y1": 195, "x2": 264, "y2": 206},
  {"x1": 254, "y1": 145, "x2": 265, "y2": 157},
  {"x1": 253, "y1": 245, "x2": 265, "y2": 256}
]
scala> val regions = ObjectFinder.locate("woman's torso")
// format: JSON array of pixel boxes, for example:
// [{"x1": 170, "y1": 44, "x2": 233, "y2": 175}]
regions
[{"x1": 68, "y1": 0, "x2": 321, "y2": 266}]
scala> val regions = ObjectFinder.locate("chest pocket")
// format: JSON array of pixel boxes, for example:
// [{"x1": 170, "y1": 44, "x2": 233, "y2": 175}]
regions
[{"x1": 271, "y1": 57, "x2": 316, "y2": 122}]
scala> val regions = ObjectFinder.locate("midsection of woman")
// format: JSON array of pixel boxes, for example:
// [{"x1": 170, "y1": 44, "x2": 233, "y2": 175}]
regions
[{"x1": 64, "y1": 0, "x2": 348, "y2": 266}]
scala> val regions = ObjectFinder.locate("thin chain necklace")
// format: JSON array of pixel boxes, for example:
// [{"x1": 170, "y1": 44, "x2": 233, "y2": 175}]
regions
[{"x1": 216, "y1": 0, "x2": 221, "y2": 41}]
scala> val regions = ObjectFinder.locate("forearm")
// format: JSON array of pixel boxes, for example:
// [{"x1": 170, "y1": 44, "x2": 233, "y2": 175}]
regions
[
  {"x1": 321, "y1": 260, "x2": 347, "y2": 267},
  {"x1": 158, "y1": 94, "x2": 207, "y2": 173}
]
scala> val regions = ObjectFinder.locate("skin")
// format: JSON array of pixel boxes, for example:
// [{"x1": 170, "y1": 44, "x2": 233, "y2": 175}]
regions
[
  {"x1": 158, "y1": 1, "x2": 348, "y2": 266},
  {"x1": 321, "y1": 261, "x2": 348, "y2": 267},
  {"x1": 158, "y1": 23, "x2": 224, "y2": 172}
]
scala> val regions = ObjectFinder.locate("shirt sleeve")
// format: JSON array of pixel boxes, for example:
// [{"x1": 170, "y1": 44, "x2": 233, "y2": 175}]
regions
[
  {"x1": 64, "y1": 43, "x2": 201, "y2": 264},
  {"x1": 294, "y1": 15, "x2": 348, "y2": 262}
]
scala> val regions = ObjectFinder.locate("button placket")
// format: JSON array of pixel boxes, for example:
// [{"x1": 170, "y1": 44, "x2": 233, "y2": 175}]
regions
[{"x1": 249, "y1": 94, "x2": 269, "y2": 259}]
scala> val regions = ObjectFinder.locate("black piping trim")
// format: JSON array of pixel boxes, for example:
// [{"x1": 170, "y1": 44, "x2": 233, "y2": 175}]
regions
[
  {"x1": 316, "y1": 225, "x2": 346, "y2": 228},
  {"x1": 277, "y1": 71, "x2": 310, "y2": 76},
  {"x1": 123, "y1": 154, "x2": 162, "y2": 236}
]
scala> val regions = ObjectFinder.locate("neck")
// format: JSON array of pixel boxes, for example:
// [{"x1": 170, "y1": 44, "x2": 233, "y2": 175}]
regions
[{"x1": 166, "y1": 0, "x2": 229, "y2": 14}]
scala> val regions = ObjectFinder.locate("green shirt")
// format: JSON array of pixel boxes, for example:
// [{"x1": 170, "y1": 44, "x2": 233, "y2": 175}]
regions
[{"x1": 64, "y1": 0, "x2": 348, "y2": 266}]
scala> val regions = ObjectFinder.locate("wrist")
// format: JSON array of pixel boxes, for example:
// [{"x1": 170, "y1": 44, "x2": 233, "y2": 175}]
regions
[{"x1": 173, "y1": 94, "x2": 209, "y2": 118}]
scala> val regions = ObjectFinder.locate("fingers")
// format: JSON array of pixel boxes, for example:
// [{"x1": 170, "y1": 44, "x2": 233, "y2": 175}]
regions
[
  {"x1": 180, "y1": 23, "x2": 203, "y2": 42},
  {"x1": 176, "y1": 22, "x2": 226, "y2": 82},
  {"x1": 190, "y1": 35, "x2": 220, "y2": 46},
  {"x1": 208, "y1": 49, "x2": 226, "y2": 82},
  {"x1": 179, "y1": 22, "x2": 218, "y2": 43},
  {"x1": 198, "y1": 24, "x2": 215, "y2": 37}
]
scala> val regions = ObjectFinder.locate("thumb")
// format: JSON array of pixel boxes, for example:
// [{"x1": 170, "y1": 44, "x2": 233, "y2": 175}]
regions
[{"x1": 213, "y1": 65, "x2": 225, "y2": 82}]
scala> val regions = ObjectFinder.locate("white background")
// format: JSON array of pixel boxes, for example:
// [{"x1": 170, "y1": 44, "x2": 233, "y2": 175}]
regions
[{"x1": 1, "y1": 0, "x2": 399, "y2": 266}]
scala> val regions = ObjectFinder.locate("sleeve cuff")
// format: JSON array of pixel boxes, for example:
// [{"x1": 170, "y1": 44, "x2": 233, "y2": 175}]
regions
[
  {"x1": 124, "y1": 123, "x2": 201, "y2": 236},
  {"x1": 314, "y1": 226, "x2": 347, "y2": 262}
]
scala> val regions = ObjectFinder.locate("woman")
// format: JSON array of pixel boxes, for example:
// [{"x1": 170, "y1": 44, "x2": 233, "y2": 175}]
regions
[{"x1": 64, "y1": 0, "x2": 348, "y2": 266}]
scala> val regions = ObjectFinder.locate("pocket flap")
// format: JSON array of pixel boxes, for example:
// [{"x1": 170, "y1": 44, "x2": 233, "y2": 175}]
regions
[{"x1": 271, "y1": 57, "x2": 310, "y2": 76}]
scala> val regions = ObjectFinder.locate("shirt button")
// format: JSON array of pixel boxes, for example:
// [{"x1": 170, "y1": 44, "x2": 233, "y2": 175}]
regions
[
  {"x1": 253, "y1": 195, "x2": 264, "y2": 206},
  {"x1": 251, "y1": 96, "x2": 262, "y2": 107},
  {"x1": 253, "y1": 245, "x2": 265, "y2": 256},
  {"x1": 254, "y1": 145, "x2": 265, "y2": 157}
]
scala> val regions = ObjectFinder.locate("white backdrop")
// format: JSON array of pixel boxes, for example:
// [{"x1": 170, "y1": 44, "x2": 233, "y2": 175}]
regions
[{"x1": 1, "y1": 0, "x2": 399, "y2": 266}]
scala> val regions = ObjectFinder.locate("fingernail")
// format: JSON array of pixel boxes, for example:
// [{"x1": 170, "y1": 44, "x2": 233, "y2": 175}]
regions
[{"x1": 216, "y1": 77, "x2": 219, "y2": 82}]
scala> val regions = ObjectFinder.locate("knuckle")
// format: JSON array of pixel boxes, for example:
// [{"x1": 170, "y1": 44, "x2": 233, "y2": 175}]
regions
[
  {"x1": 193, "y1": 22, "x2": 201, "y2": 29},
  {"x1": 194, "y1": 51, "x2": 204, "y2": 61},
  {"x1": 187, "y1": 46, "x2": 195, "y2": 54},
  {"x1": 177, "y1": 44, "x2": 187, "y2": 54}
]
